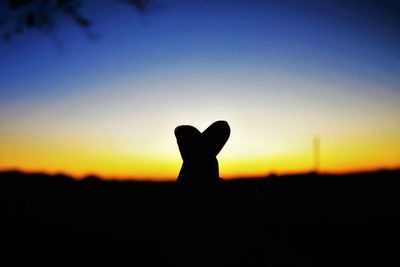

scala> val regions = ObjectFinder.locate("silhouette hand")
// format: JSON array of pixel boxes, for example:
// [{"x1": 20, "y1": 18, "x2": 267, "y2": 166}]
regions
[{"x1": 175, "y1": 120, "x2": 230, "y2": 189}]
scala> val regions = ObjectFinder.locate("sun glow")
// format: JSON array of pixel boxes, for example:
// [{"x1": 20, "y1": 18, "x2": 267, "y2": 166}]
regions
[{"x1": 1, "y1": 45, "x2": 399, "y2": 180}]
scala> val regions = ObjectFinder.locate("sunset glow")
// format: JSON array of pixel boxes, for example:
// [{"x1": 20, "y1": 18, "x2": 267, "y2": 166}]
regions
[{"x1": 1, "y1": 1, "x2": 399, "y2": 180}]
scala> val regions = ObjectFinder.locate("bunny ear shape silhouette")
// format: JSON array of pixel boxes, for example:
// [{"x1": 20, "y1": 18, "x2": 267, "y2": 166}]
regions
[
  {"x1": 175, "y1": 121, "x2": 230, "y2": 188},
  {"x1": 175, "y1": 121, "x2": 230, "y2": 160},
  {"x1": 202, "y1": 121, "x2": 230, "y2": 156}
]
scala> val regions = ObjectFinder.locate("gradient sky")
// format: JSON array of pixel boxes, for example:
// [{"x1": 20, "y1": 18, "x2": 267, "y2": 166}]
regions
[{"x1": 0, "y1": 0, "x2": 399, "y2": 180}]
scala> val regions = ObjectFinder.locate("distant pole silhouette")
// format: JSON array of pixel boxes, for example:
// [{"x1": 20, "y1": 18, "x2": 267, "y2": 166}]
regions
[{"x1": 313, "y1": 135, "x2": 320, "y2": 173}]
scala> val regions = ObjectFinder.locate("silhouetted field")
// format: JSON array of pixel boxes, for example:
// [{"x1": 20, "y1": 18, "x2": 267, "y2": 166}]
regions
[{"x1": 0, "y1": 170, "x2": 399, "y2": 266}]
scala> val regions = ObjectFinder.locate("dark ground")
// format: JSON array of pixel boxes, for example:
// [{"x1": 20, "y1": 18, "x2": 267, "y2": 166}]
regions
[{"x1": 0, "y1": 170, "x2": 399, "y2": 266}]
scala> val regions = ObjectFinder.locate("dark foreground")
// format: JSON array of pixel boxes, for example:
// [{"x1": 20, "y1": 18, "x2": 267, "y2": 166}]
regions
[{"x1": 0, "y1": 170, "x2": 399, "y2": 266}]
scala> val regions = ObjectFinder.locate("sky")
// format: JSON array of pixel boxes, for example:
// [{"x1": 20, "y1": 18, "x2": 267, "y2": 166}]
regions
[{"x1": 0, "y1": 0, "x2": 399, "y2": 180}]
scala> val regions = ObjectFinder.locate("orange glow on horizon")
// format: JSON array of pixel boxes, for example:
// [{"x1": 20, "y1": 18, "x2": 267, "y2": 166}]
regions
[
  {"x1": 1, "y1": 143, "x2": 399, "y2": 181},
  {"x1": 1, "y1": 126, "x2": 399, "y2": 181},
  {"x1": 1, "y1": 113, "x2": 399, "y2": 181}
]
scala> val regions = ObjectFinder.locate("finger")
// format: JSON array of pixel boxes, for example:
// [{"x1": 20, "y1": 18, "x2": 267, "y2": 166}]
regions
[
  {"x1": 202, "y1": 120, "x2": 230, "y2": 156},
  {"x1": 175, "y1": 125, "x2": 201, "y2": 160}
]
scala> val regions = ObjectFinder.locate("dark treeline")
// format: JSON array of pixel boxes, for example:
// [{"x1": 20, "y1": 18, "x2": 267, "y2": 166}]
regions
[{"x1": 0, "y1": 170, "x2": 399, "y2": 266}]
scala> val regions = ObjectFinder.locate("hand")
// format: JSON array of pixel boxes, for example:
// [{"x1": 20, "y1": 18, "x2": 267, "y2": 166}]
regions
[{"x1": 175, "y1": 120, "x2": 230, "y2": 189}]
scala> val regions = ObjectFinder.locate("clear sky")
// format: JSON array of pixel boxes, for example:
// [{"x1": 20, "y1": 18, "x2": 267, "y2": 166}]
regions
[{"x1": 0, "y1": 0, "x2": 399, "y2": 180}]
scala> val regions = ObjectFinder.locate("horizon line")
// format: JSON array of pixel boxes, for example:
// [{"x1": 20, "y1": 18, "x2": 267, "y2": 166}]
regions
[{"x1": 1, "y1": 166, "x2": 399, "y2": 182}]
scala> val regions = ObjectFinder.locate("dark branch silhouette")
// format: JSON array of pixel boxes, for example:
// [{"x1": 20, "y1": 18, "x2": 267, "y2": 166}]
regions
[{"x1": 1, "y1": 0, "x2": 153, "y2": 41}]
